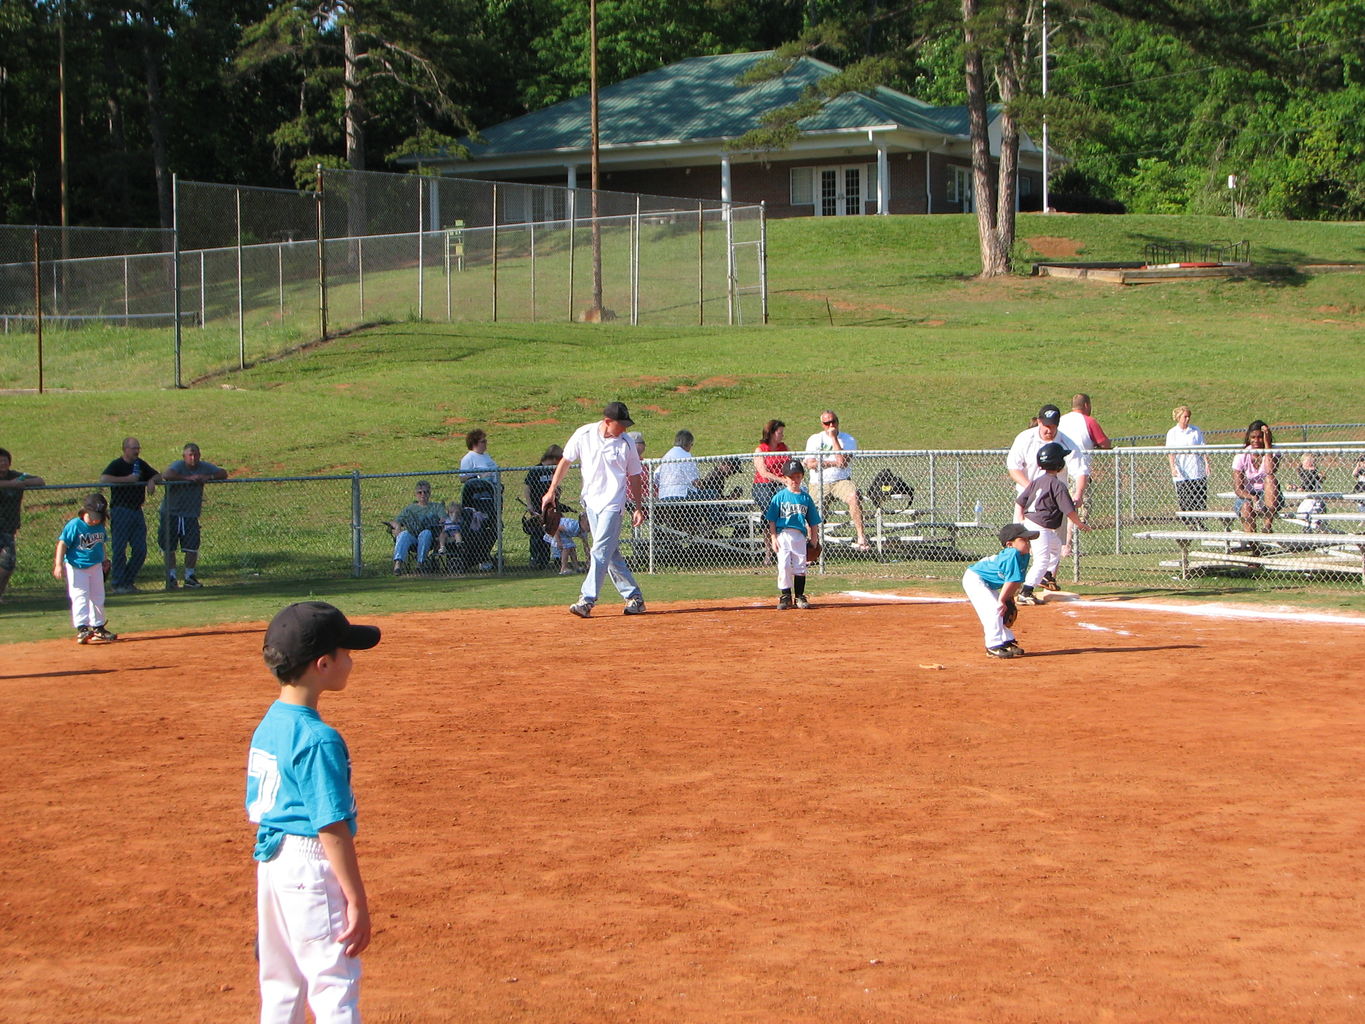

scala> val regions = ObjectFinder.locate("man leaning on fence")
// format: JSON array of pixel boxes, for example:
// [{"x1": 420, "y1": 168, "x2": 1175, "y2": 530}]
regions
[
  {"x1": 0, "y1": 448, "x2": 46, "y2": 604},
  {"x1": 100, "y1": 437, "x2": 162, "y2": 594},
  {"x1": 159, "y1": 442, "x2": 228, "y2": 590}
]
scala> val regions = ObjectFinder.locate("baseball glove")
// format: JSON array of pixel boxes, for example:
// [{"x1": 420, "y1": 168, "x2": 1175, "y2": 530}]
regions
[
  {"x1": 541, "y1": 503, "x2": 562, "y2": 538},
  {"x1": 805, "y1": 535, "x2": 822, "y2": 562},
  {"x1": 1001, "y1": 599, "x2": 1018, "y2": 628}
]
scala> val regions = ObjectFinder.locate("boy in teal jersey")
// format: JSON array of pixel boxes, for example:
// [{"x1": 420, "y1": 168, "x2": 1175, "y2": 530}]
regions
[
  {"x1": 963, "y1": 523, "x2": 1038, "y2": 658},
  {"x1": 247, "y1": 601, "x2": 381, "y2": 1024},
  {"x1": 52, "y1": 493, "x2": 115, "y2": 644},
  {"x1": 764, "y1": 459, "x2": 822, "y2": 610}
]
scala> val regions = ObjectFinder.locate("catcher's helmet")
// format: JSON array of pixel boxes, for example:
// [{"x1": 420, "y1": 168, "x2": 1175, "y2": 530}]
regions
[{"x1": 1037, "y1": 442, "x2": 1070, "y2": 470}]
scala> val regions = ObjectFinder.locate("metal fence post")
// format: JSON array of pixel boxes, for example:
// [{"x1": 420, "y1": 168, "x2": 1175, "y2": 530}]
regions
[
  {"x1": 235, "y1": 186, "x2": 245, "y2": 369},
  {"x1": 725, "y1": 201, "x2": 735, "y2": 326},
  {"x1": 316, "y1": 165, "x2": 328, "y2": 342},
  {"x1": 351, "y1": 471, "x2": 363, "y2": 577},
  {"x1": 631, "y1": 196, "x2": 640, "y2": 325},
  {"x1": 697, "y1": 201, "x2": 704, "y2": 326},
  {"x1": 416, "y1": 177, "x2": 425, "y2": 320},
  {"x1": 759, "y1": 201, "x2": 769, "y2": 325},
  {"x1": 1113, "y1": 450, "x2": 1122, "y2": 555},
  {"x1": 172, "y1": 173, "x2": 183, "y2": 387},
  {"x1": 567, "y1": 188, "x2": 576, "y2": 322},
  {"x1": 33, "y1": 227, "x2": 44, "y2": 394},
  {"x1": 529, "y1": 221, "x2": 537, "y2": 323},
  {"x1": 491, "y1": 183, "x2": 499, "y2": 322}
]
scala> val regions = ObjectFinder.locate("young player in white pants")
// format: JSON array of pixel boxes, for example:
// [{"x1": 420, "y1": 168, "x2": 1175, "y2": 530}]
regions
[
  {"x1": 962, "y1": 523, "x2": 1037, "y2": 658},
  {"x1": 764, "y1": 459, "x2": 822, "y2": 609}
]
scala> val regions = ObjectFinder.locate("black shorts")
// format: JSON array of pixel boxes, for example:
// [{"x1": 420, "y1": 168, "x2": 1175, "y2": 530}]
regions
[{"x1": 159, "y1": 513, "x2": 202, "y2": 553}]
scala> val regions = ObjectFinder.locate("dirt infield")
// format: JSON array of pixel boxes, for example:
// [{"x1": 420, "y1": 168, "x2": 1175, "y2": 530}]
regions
[{"x1": 2, "y1": 592, "x2": 1362, "y2": 1023}]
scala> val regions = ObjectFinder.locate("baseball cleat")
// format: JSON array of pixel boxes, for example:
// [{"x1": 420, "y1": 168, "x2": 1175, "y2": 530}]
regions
[
  {"x1": 777, "y1": 594, "x2": 793, "y2": 610},
  {"x1": 1016, "y1": 592, "x2": 1042, "y2": 606},
  {"x1": 90, "y1": 625, "x2": 118, "y2": 642},
  {"x1": 1040, "y1": 572, "x2": 1060, "y2": 591},
  {"x1": 1003, "y1": 640, "x2": 1025, "y2": 655},
  {"x1": 795, "y1": 595, "x2": 812, "y2": 609},
  {"x1": 623, "y1": 597, "x2": 647, "y2": 615},
  {"x1": 985, "y1": 644, "x2": 1018, "y2": 659},
  {"x1": 568, "y1": 601, "x2": 593, "y2": 618},
  {"x1": 76, "y1": 626, "x2": 93, "y2": 644}
]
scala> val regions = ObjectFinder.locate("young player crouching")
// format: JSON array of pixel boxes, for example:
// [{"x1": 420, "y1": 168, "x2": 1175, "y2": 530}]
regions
[
  {"x1": 763, "y1": 459, "x2": 822, "y2": 610},
  {"x1": 963, "y1": 523, "x2": 1038, "y2": 658}
]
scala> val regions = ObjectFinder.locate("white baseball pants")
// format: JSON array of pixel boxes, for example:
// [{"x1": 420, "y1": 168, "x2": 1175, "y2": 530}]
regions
[
  {"x1": 1024, "y1": 523, "x2": 1062, "y2": 587},
  {"x1": 64, "y1": 563, "x2": 105, "y2": 628},
  {"x1": 962, "y1": 569, "x2": 1014, "y2": 649},
  {"x1": 257, "y1": 834, "x2": 362, "y2": 1024},
  {"x1": 775, "y1": 528, "x2": 808, "y2": 590}
]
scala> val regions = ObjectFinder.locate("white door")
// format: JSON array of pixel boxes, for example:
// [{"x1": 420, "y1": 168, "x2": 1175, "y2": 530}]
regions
[{"x1": 818, "y1": 166, "x2": 865, "y2": 217}]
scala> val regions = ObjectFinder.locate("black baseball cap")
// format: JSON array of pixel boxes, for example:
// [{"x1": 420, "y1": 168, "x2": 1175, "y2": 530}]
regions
[
  {"x1": 999, "y1": 523, "x2": 1041, "y2": 545},
  {"x1": 1037, "y1": 404, "x2": 1062, "y2": 426},
  {"x1": 602, "y1": 401, "x2": 634, "y2": 426},
  {"x1": 781, "y1": 458, "x2": 805, "y2": 476},
  {"x1": 263, "y1": 601, "x2": 381, "y2": 679}
]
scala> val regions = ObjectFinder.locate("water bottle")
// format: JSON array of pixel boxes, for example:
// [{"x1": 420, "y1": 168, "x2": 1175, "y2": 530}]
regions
[{"x1": 973, "y1": 499, "x2": 984, "y2": 524}]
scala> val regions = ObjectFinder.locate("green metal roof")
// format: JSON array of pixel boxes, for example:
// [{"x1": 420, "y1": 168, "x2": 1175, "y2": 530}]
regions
[{"x1": 460, "y1": 51, "x2": 973, "y2": 159}]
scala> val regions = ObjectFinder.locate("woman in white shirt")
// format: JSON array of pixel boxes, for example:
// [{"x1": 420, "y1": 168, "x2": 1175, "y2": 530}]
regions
[
  {"x1": 459, "y1": 429, "x2": 500, "y2": 485},
  {"x1": 1165, "y1": 405, "x2": 1210, "y2": 511}
]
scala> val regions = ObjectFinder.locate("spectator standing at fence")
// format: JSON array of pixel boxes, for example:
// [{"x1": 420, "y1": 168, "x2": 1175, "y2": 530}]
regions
[
  {"x1": 1233, "y1": 421, "x2": 1281, "y2": 533},
  {"x1": 804, "y1": 410, "x2": 870, "y2": 551},
  {"x1": 1165, "y1": 405, "x2": 1210, "y2": 512},
  {"x1": 99, "y1": 437, "x2": 161, "y2": 594},
  {"x1": 542, "y1": 401, "x2": 647, "y2": 618},
  {"x1": 752, "y1": 420, "x2": 790, "y2": 564},
  {"x1": 1059, "y1": 394, "x2": 1113, "y2": 455},
  {"x1": 522, "y1": 444, "x2": 563, "y2": 570},
  {"x1": 459, "y1": 429, "x2": 500, "y2": 487},
  {"x1": 0, "y1": 447, "x2": 46, "y2": 604},
  {"x1": 390, "y1": 481, "x2": 444, "y2": 573},
  {"x1": 1007, "y1": 404, "x2": 1089, "y2": 505},
  {"x1": 159, "y1": 442, "x2": 228, "y2": 590},
  {"x1": 52, "y1": 493, "x2": 115, "y2": 644},
  {"x1": 656, "y1": 430, "x2": 700, "y2": 501}
]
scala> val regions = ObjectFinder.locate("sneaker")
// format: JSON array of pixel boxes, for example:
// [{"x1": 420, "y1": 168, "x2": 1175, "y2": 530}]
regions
[
  {"x1": 165, "y1": 577, "x2": 179, "y2": 591},
  {"x1": 777, "y1": 594, "x2": 793, "y2": 611},
  {"x1": 795, "y1": 595, "x2": 812, "y2": 609},
  {"x1": 985, "y1": 644, "x2": 1017, "y2": 659},
  {"x1": 569, "y1": 601, "x2": 593, "y2": 618},
  {"x1": 392, "y1": 562, "x2": 404, "y2": 576},
  {"x1": 558, "y1": 568, "x2": 576, "y2": 576},
  {"x1": 1040, "y1": 572, "x2": 1060, "y2": 592},
  {"x1": 76, "y1": 626, "x2": 93, "y2": 645},
  {"x1": 623, "y1": 597, "x2": 647, "y2": 616},
  {"x1": 851, "y1": 541, "x2": 872, "y2": 552},
  {"x1": 1016, "y1": 592, "x2": 1042, "y2": 606},
  {"x1": 90, "y1": 625, "x2": 118, "y2": 642},
  {"x1": 182, "y1": 575, "x2": 203, "y2": 589},
  {"x1": 111, "y1": 583, "x2": 138, "y2": 595}
]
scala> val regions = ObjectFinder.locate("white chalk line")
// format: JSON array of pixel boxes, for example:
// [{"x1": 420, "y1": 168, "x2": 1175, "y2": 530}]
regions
[{"x1": 840, "y1": 590, "x2": 1365, "y2": 627}]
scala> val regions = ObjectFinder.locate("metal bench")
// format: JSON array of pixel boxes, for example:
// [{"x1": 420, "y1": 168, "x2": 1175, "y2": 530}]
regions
[{"x1": 1134, "y1": 529, "x2": 1365, "y2": 581}]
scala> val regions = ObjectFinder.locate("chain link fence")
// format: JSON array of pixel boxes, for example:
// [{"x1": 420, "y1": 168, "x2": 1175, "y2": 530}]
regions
[
  {"x1": 7, "y1": 443, "x2": 1365, "y2": 601},
  {"x1": 0, "y1": 225, "x2": 178, "y2": 391},
  {"x1": 0, "y1": 170, "x2": 766, "y2": 389}
]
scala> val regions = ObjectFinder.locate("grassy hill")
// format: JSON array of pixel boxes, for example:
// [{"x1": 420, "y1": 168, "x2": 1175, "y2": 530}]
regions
[{"x1": 2, "y1": 213, "x2": 1362, "y2": 637}]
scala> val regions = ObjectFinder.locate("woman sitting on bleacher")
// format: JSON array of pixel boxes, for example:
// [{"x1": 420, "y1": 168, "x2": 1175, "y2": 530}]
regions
[{"x1": 1232, "y1": 421, "x2": 1281, "y2": 534}]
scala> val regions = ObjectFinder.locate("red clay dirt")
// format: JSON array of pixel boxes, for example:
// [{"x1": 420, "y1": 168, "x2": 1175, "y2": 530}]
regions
[{"x1": 2, "y1": 594, "x2": 1362, "y2": 1023}]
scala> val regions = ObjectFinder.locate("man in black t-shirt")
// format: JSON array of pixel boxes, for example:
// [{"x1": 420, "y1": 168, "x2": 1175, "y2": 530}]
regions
[
  {"x1": 99, "y1": 437, "x2": 162, "y2": 594},
  {"x1": 0, "y1": 447, "x2": 46, "y2": 603}
]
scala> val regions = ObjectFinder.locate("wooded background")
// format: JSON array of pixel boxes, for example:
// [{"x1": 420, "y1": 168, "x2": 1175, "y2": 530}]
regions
[{"x1": 2, "y1": 0, "x2": 1362, "y2": 230}]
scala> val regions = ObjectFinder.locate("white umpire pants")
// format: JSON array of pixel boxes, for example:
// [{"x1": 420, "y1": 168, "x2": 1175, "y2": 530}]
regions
[
  {"x1": 257, "y1": 834, "x2": 362, "y2": 1024},
  {"x1": 962, "y1": 569, "x2": 1014, "y2": 649},
  {"x1": 775, "y1": 528, "x2": 808, "y2": 590},
  {"x1": 1024, "y1": 523, "x2": 1062, "y2": 587}
]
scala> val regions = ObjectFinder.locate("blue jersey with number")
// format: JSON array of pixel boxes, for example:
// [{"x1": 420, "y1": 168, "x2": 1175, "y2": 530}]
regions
[
  {"x1": 765, "y1": 487, "x2": 822, "y2": 533},
  {"x1": 59, "y1": 516, "x2": 107, "y2": 568},
  {"x1": 967, "y1": 546, "x2": 1030, "y2": 591},
  {"x1": 246, "y1": 701, "x2": 357, "y2": 862}
]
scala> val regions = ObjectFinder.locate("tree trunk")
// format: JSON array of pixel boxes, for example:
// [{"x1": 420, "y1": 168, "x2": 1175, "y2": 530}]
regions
[{"x1": 961, "y1": 0, "x2": 1009, "y2": 277}]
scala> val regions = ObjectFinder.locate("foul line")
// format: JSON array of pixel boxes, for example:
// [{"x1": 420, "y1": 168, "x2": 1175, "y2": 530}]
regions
[{"x1": 840, "y1": 590, "x2": 1365, "y2": 627}]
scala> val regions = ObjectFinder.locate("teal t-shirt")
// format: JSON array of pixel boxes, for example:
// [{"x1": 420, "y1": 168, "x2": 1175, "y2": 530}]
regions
[
  {"x1": 59, "y1": 516, "x2": 107, "y2": 568},
  {"x1": 967, "y1": 546, "x2": 1030, "y2": 590},
  {"x1": 246, "y1": 701, "x2": 357, "y2": 862},
  {"x1": 764, "y1": 487, "x2": 822, "y2": 533}
]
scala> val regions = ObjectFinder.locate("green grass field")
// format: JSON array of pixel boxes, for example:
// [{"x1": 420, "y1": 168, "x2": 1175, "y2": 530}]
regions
[{"x1": 3, "y1": 212, "x2": 1363, "y2": 640}]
